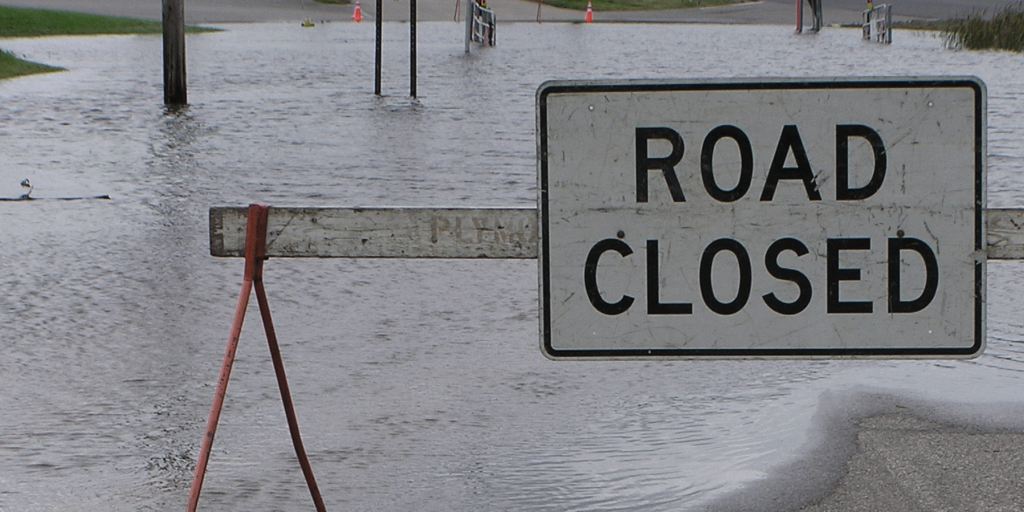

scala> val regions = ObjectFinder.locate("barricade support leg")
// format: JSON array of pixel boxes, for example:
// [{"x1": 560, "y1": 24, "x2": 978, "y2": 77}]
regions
[
  {"x1": 254, "y1": 267, "x2": 327, "y2": 511},
  {"x1": 185, "y1": 204, "x2": 326, "y2": 512}
]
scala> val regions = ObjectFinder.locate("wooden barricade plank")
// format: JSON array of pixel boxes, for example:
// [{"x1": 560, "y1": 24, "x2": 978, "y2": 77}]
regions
[
  {"x1": 987, "y1": 208, "x2": 1024, "y2": 260},
  {"x1": 210, "y1": 207, "x2": 538, "y2": 259},
  {"x1": 212, "y1": 206, "x2": 1024, "y2": 261}
]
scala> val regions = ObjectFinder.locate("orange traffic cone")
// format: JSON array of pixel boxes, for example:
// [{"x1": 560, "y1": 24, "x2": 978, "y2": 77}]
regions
[
  {"x1": 353, "y1": 1, "x2": 362, "y2": 22},
  {"x1": 585, "y1": 1, "x2": 593, "y2": 22}
]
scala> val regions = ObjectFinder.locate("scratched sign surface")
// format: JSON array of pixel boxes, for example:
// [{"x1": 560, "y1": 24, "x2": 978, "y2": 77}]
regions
[{"x1": 537, "y1": 78, "x2": 985, "y2": 358}]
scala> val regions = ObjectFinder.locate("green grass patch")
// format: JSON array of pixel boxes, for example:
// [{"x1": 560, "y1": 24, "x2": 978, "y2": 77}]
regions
[
  {"x1": 0, "y1": 5, "x2": 218, "y2": 38},
  {"x1": 941, "y1": 2, "x2": 1024, "y2": 51},
  {"x1": 542, "y1": 0, "x2": 739, "y2": 12},
  {"x1": 0, "y1": 5, "x2": 162, "y2": 37},
  {"x1": 0, "y1": 5, "x2": 218, "y2": 80},
  {"x1": 0, "y1": 48, "x2": 62, "y2": 79},
  {"x1": 314, "y1": 0, "x2": 351, "y2": 5}
]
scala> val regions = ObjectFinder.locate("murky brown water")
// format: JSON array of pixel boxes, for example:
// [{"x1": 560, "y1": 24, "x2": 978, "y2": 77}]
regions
[{"x1": 1, "y1": 22, "x2": 1023, "y2": 511}]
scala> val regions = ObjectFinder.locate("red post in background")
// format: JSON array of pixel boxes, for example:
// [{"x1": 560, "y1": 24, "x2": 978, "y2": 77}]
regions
[{"x1": 795, "y1": 0, "x2": 803, "y2": 33}]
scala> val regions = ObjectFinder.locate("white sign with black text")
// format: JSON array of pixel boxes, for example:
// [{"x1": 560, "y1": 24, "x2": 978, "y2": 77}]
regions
[{"x1": 538, "y1": 78, "x2": 985, "y2": 358}]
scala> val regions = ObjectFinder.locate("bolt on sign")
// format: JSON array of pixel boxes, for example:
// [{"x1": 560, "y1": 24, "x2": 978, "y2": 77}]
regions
[{"x1": 537, "y1": 78, "x2": 986, "y2": 359}]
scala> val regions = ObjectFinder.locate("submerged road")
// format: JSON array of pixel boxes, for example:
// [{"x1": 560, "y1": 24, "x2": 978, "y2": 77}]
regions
[{"x1": 2, "y1": 1, "x2": 1024, "y2": 511}]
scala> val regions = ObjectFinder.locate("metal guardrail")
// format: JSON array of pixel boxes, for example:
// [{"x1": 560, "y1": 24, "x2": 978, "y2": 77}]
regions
[
  {"x1": 471, "y1": 3, "x2": 496, "y2": 47},
  {"x1": 863, "y1": 4, "x2": 893, "y2": 44}
]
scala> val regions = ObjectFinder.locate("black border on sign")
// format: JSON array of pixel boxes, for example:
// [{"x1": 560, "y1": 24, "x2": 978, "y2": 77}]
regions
[{"x1": 537, "y1": 78, "x2": 986, "y2": 359}]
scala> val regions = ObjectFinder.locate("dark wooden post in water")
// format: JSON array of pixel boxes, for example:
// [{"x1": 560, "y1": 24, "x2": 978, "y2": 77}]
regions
[
  {"x1": 410, "y1": 0, "x2": 417, "y2": 98},
  {"x1": 375, "y1": 0, "x2": 382, "y2": 96},
  {"x1": 162, "y1": 0, "x2": 187, "y2": 106}
]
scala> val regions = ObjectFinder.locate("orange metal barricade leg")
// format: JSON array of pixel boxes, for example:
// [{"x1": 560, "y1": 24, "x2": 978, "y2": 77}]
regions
[
  {"x1": 254, "y1": 265, "x2": 327, "y2": 511},
  {"x1": 185, "y1": 204, "x2": 326, "y2": 512}
]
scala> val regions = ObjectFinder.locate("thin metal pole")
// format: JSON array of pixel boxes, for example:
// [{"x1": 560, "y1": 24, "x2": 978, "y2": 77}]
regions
[
  {"x1": 185, "y1": 204, "x2": 265, "y2": 512},
  {"x1": 254, "y1": 269, "x2": 327, "y2": 512},
  {"x1": 410, "y1": 0, "x2": 417, "y2": 98},
  {"x1": 375, "y1": 0, "x2": 382, "y2": 95},
  {"x1": 465, "y1": 0, "x2": 472, "y2": 53}
]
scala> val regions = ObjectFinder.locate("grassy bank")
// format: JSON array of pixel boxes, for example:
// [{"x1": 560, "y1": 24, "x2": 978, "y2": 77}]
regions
[
  {"x1": 0, "y1": 5, "x2": 218, "y2": 38},
  {"x1": 941, "y1": 2, "x2": 1024, "y2": 51},
  {"x1": 542, "y1": 0, "x2": 737, "y2": 13},
  {"x1": 1, "y1": 5, "x2": 218, "y2": 80},
  {"x1": 0, "y1": 48, "x2": 62, "y2": 79},
  {"x1": 0, "y1": 5, "x2": 166, "y2": 38}
]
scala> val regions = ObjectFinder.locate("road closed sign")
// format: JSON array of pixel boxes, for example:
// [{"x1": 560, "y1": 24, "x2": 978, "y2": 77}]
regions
[{"x1": 537, "y1": 78, "x2": 985, "y2": 358}]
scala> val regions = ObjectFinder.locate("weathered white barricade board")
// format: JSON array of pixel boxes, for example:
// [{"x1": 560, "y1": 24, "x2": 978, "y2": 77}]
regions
[
  {"x1": 210, "y1": 207, "x2": 538, "y2": 259},
  {"x1": 538, "y1": 77, "x2": 992, "y2": 359},
  {"x1": 986, "y1": 209, "x2": 1024, "y2": 260}
]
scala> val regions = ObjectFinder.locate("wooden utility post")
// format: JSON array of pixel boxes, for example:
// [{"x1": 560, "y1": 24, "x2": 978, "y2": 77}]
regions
[{"x1": 162, "y1": 0, "x2": 187, "y2": 106}]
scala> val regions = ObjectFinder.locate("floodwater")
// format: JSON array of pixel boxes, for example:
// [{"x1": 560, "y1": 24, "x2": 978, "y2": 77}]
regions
[{"x1": 1, "y1": 21, "x2": 1023, "y2": 511}]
